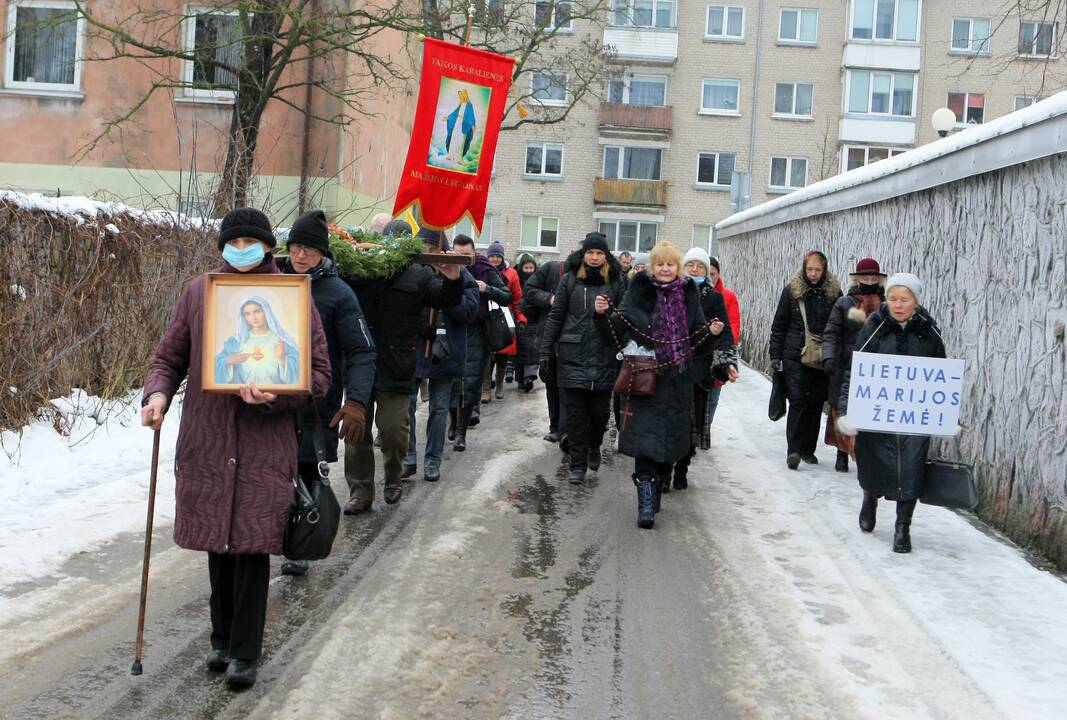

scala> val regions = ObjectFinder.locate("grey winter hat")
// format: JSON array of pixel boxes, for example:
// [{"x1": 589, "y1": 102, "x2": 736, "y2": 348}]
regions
[{"x1": 885, "y1": 272, "x2": 922, "y2": 302}]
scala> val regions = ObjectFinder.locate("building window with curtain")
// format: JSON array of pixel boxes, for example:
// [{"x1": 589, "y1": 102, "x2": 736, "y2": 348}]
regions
[
  {"x1": 603, "y1": 146, "x2": 663, "y2": 180},
  {"x1": 599, "y1": 220, "x2": 658, "y2": 253},
  {"x1": 846, "y1": 70, "x2": 915, "y2": 116},
  {"x1": 608, "y1": 74, "x2": 667, "y2": 106},
  {"x1": 696, "y1": 151, "x2": 736, "y2": 188},
  {"x1": 610, "y1": 0, "x2": 675, "y2": 29},
  {"x1": 700, "y1": 78, "x2": 741, "y2": 114},
  {"x1": 773, "y1": 82, "x2": 813, "y2": 117},
  {"x1": 5, "y1": 0, "x2": 84, "y2": 93},
  {"x1": 779, "y1": 8, "x2": 818, "y2": 44},
  {"x1": 843, "y1": 145, "x2": 907, "y2": 172},
  {"x1": 705, "y1": 5, "x2": 745, "y2": 41},
  {"x1": 534, "y1": 1, "x2": 573, "y2": 31},
  {"x1": 850, "y1": 0, "x2": 920, "y2": 42},
  {"x1": 1018, "y1": 20, "x2": 1057, "y2": 58},
  {"x1": 525, "y1": 142, "x2": 564, "y2": 178},
  {"x1": 183, "y1": 8, "x2": 246, "y2": 100},
  {"x1": 950, "y1": 17, "x2": 991, "y2": 55},
  {"x1": 520, "y1": 215, "x2": 559, "y2": 250},
  {"x1": 769, "y1": 156, "x2": 807, "y2": 191},
  {"x1": 947, "y1": 92, "x2": 984, "y2": 125},
  {"x1": 531, "y1": 71, "x2": 569, "y2": 106}
]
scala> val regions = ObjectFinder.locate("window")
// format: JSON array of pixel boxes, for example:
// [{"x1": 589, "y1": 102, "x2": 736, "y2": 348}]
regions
[
  {"x1": 475, "y1": 0, "x2": 506, "y2": 25},
  {"x1": 706, "y1": 5, "x2": 744, "y2": 40},
  {"x1": 1019, "y1": 21, "x2": 1056, "y2": 57},
  {"x1": 847, "y1": 70, "x2": 915, "y2": 116},
  {"x1": 844, "y1": 145, "x2": 907, "y2": 171},
  {"x1": 525, "y1": 142, "x2": 564, "y2": 177},
  {"x1": 608, "y1": 74, "x2": 667, "y2": 106},
  {"x1": 535, "y1": 1, "x2": 572, "y2": 30},
  {"x1": 531, "y1": 71, "x2": 568, "y2": 105},
  {"x1": 851, "y1": 0, "x2": 919, "y2": 42},
  {"x1": 696, "y1": 151, "x2": 736, "y2": 187},
  {"x1": 453, "y1": 215, "x2": 493, "y2": 246},
  {"x1": 1014, "y1": 95, "x2": 1047, "y2": 111},
  {"x1": 951, "y1": 18, "x2": 990, "y2": 55},
  {"x1": 599, "y1": 220, "x2": 658, "y2": 253},
  {"x1": 701, "y1": 79, "x2": 740, "y2": 113},
  {"x1": 521, "y1": 215, "x2": 559, "y2": 249},
  {"x1": 773, "y1": 82, "x2": 813, "y2": 116},
  {"x1": 769, "y1": 156, "x2": 807, "y2": 190},
  {"x1": 693, "y1": 224, "x2": 713, "y2": 253},
  {"x1": 779, "y1": 8, "x2": 818, "y2": 43},
  {"x1": 4, "y1": 0, "x2": 84, "y2": 92},
  {"x1": 603, "y1": 146, "x2": 662, "y2": 180},
  {"x1": 610, "y1": 0, "x2": 675, "y2": 29},
  {"x1": 182, "y1": 8, "x2": 245, "y2": 100},
  {"x1": 947, "y1": 92, "x2": 984, "y2": 125}
]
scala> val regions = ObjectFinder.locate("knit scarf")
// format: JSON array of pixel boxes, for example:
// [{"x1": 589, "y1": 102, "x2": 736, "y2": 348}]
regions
[{"x1": 651, "y1": 277, "x2": 690, "y2": 371}]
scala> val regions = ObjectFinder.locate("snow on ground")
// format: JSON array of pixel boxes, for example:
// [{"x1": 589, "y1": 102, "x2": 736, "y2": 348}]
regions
[{"x1": 0, "y1": 390, "x2": 180, "y2": 594}]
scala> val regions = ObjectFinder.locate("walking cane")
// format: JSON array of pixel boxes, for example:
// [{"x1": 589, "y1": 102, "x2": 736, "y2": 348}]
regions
[{"x1": 131, "y1": 428, "x2": 161, "y2": 675}]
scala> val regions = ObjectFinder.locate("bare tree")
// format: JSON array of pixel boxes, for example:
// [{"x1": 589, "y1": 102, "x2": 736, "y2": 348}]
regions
[{"x1": 64, "y1": 0, "x2": 612, "y2": 216}]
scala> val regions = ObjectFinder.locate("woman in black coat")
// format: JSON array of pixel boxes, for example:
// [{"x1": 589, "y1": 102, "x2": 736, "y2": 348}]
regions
[
  {"x1": 596, "y1": 242, "x2": 728, "y2": 529},
  {"x1": 769, "y1": 250, "x2": 842, "y2": 470},
  {"x1": 837, "y1": 273, "x2": 946, "y2": 554},
  {"x1": 820, "y1": 257, "x2": 886, "y2": 473}
]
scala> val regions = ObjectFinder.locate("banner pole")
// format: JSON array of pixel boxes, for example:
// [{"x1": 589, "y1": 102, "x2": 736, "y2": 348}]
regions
[{"x1": 463, "y1": 4, "x2": 475, "y2": 46}]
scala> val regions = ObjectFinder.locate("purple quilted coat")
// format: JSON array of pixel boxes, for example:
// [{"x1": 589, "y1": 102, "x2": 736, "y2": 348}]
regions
[{"x1": 143, "y1": 260, "x2": 332, "y2": 555}]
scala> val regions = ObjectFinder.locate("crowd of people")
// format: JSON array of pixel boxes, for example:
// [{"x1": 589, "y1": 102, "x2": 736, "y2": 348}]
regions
[{"x1": 139, "y1": 206, "x2": 942, "y2": 690}]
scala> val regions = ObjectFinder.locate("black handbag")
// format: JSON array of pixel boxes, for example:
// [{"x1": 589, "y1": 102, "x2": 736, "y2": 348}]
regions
[
  {"x1": 768, "y1": 370, "x2": 787, "y2": 422},
  {"x1": 283, "y1": 413, "x2": 341, "y2": 561},
  {"x1": 921, "y1": 460, "x2": 978, "y2": 510},
  {"x1": 485, "y1": 302, "x2": 514, "y2": 352}
]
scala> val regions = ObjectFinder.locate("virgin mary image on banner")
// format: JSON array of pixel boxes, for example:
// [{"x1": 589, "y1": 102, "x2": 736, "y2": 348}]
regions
[
  {"x1": 214, "y1": 295, "x2": 300, "y2": 385},
  {"x1": 428, "y1": 78, "x2": 491, "y2": 175}
]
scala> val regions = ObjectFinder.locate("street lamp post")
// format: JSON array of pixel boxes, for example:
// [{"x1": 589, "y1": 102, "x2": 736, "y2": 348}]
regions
[{"x1": 931, "y1": 108, "x2": 957, "y2": 138}]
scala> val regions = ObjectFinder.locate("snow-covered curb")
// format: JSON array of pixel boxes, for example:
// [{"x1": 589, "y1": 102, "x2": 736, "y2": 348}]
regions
[{"x1": 0, "y1": 390, "x2": 180, "y2": 593}]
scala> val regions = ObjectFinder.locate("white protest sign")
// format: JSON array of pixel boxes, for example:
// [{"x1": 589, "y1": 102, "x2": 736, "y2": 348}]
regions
[{"x1": 847, "y1": 352, "x2": 965, "y2": 437}]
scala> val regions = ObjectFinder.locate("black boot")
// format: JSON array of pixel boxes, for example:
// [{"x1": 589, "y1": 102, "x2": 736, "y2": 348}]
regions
[
  {"x1": 225, "y1": 659, "x2": 257, "y2": 689},
  {"x1": 835, "y1": 451, "x2": 849, "y2": 472},
  {"x1": 653, "y1": 472, "x2": 668, "y2": 513},
  {"x1": 787, "y1": 452, "x2": 801, "y2": 470},
  {"x1": 660, "y1": 470, "x2": 671, "y2": 495},
  {"x1": 859, "y1": 491, "x2": 877, "y2": 533},
  {"x1": 588, "y1": 447, "x2": 601, "y2": 471},
  {"x1": 448, "y1": 407, "x2": 457, "y2": 441},
  {"x1": 567, "y1": 467, "x2": 586, "y2": 484},
  {"x1": 673, "y1": 463, "x2": 689, "y2": 490},
  {"x1": 893, "y1": 499, "x2": 916, "y2": 553},
  {"x1": 634, "y1": 474, "x2": 655, "y2": 529},
  {"x1": 454, "y1": 405, "x2": 473, "y2": 451}
]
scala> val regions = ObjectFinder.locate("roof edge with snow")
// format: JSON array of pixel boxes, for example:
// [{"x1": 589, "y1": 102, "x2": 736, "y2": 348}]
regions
[
  {"x1": 0, "y1": 189, "x2": 218, "y2": 230},
  {"x1": 715, "y1": 91, "x2": 1067, "y2": 239}
]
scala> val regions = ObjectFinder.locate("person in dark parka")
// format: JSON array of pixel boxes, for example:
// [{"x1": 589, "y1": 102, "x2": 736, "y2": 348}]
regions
[
  {"x1": 769, "y1": 249, "x2": 842, "y2": 470},
  {"x1": 821, "y1": 257, "x2": 886, "y2": 473},
  {"x1": 597, "y1": 241, "x2": 725, "y2": 528},
  {"x1": 141, "y1": 207, "x2": 332, "y2": 689},
  {"x1": 513, "y1": 253, "x2": 541, "y2": 391},
  {"x1": 405, "y1": 238, "x2": 480, "y2": 482},
  {"x1": 671, "y1": 246, "x2": 739, "y2": 490},
  {"x1": 279, "y1": 209, "x2": 377, "y2": 576},
  {"x1": 523, "y1": 256, "x2": 567, "y2": 443},
  {"x1": 837, "y1": 273, "x2": 947, "y2": 554},
  {"x1": 343, "y1": 220, "x2": 464, "y2": 512},
  {"x1": 540, "y1": 233, "x2": 626, "y2": 484}
]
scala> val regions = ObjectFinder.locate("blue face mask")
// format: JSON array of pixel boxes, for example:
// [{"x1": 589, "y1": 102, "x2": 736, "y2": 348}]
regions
[
  {"x1": 691, "y1": 275, "x2": 706, "y2": 285},
  {"x1": 223, "y1": 243, "x2": 266, "y2": 269}
]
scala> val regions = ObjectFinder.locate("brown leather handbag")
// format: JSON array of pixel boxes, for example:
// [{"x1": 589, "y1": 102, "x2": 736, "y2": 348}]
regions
[{"x1": 613, "y1": 355, "x2": 658, "y2": 396}]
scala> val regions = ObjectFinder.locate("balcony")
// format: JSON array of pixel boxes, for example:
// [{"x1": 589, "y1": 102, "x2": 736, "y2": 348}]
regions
[
  {"x1": 839, "y1": 116, "x2": 917, "y2": 145},
  {"x1": 598, "y1": 102, "x2": 673, "y2": 135},
  {"x1": 593, "y1": 178, "x2": 669, "y2": 208},
  {"x1": 842, "y1": 42, "x2": 921, "y2": 71},
  {"x1": 603, "y1": 26, "x2": 678, "y2": 64}
]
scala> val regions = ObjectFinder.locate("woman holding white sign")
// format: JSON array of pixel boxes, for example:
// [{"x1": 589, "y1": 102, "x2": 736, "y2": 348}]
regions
[{"x1": 837, "y1": 273, "x2": 946, "y2": 554}]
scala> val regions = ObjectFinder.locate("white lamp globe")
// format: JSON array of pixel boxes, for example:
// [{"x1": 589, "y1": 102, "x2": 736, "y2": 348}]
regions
[{"x1": 932, "y1": 107, "x2": 957, "y2": 137}]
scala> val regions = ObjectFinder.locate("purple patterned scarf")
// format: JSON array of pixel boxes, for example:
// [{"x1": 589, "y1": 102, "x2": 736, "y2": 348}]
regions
[{"x1": 651, "y1": 277, "x2": 690, "y2": 371}]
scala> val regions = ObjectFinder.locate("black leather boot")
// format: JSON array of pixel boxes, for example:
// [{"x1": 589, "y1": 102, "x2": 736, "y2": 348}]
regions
[
  {"x1": 225, "y1": 659, "x2": 257, "y2": 689},
  {"x1": 454, "y1": 405, "x2": 473, "y2": 451},
  {"x1": 659, "y1": 470, "x2": 671, "y2": 495},
  {"x1": 673, "y1": 462, "x2": 689, "y2": 490},
  {"x1": 634, "y1": 474, "x2": 655, "y2": 529},
  {"x1": 893, "y1": 499, "x2": 916, "y2": 553},
  {"x1": 835, "y1": 451, "x2": 849, "y2": 472},
  {"x1": 859, "y1": 491, "x2": 878, "y2": 533}
]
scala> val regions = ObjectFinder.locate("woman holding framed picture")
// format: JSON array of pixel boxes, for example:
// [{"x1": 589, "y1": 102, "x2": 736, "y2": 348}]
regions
[{"x1": 140, "y1": 207, "x2": 331, "y2": 689}]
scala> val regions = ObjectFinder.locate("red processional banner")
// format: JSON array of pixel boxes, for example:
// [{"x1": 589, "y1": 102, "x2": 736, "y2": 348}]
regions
[{"x1": 392, "y1": 38, "x2": 515, "y2": 233}]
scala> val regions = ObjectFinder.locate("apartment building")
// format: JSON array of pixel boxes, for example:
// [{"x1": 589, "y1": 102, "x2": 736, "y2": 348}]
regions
[
  {"x1": 476, "y1": 0, "x2": 1065, "y2": 260},
  {"x1": 0, "y1": 0, "x2": 415, "y2": 224}
]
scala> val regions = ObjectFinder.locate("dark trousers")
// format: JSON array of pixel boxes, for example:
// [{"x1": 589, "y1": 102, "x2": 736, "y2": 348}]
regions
[
  {"x1": 208, "y1": 552, "x2": 270, "y2": 662},
  {"x1": 635, "y1": 457, "x2": 672, "y2": 478},
  {"x1": 785, "y1": 363, "x2": 829, "y2": 456},
  {"x1": 545, "y1": 355, "x2": 566, "y2": 434},
  {"x1": 563, "y1": 388, "x2": 611, "y2": 471}
]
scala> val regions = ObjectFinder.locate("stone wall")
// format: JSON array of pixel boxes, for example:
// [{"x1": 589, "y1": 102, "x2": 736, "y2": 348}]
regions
[{"x1": 717, "y1": 152, "x2": 1067, "y2": 565}]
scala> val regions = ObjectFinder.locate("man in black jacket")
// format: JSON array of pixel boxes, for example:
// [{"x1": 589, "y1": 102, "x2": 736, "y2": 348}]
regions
[
  {"x1": 522, "y1": 256, "x2": 567, "y2": 444},
  {"x1": 540, "y1": 232, "x2": 625, "y2": 484},
  {"x1": 279, "y1": 209, "x2": 377, "y2": 574},
  {"x1": 343, "y1": 220, "x2": 464, "y2": 512}
]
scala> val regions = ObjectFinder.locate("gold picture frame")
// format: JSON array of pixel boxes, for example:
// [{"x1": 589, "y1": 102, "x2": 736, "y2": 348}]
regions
[{"x1": 201, "y1": 273, "x2": 313, "y2": 395}]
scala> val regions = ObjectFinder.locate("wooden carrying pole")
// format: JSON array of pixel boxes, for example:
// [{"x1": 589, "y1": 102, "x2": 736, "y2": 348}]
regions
[{"x1": 130, "y1": 429, "x2": 162, "y2": 675}]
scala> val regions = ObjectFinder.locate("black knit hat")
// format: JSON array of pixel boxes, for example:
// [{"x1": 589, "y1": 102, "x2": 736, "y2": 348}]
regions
[
  {"x1": 382, "y1": 219, "x2": 413, "y2": 238},
  {"x1": 581, "y1": 231, "x2": 610, "y2": 255},
  {"x1": 288, "y1": 210, "x2": 330, "y2": 256},
  {"x1": 218, "y1": 207, "x2": 276, "y2": 251}
]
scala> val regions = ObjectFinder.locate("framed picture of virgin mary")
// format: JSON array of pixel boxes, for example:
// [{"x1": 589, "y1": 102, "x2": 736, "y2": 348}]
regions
[{"x1": 201, "y1": 273, "x2": 312, "y2": 395}]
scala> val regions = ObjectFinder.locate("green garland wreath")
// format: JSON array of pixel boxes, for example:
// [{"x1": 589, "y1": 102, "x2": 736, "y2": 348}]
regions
[{"x1": 279, "y1": 229, "x2": 424, "y2": 280}]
